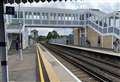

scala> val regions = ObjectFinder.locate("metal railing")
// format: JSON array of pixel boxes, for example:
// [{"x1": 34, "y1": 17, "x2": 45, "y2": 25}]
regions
[
  {"x1": 88, "y1": 20, "x2": 120, "y2": 38},
  {"x1": 9, "y1": 18, "x2": 120, "y2": 39},
  {"x1": 11, "y1": 18, "x2": 87, "y2": 26}
]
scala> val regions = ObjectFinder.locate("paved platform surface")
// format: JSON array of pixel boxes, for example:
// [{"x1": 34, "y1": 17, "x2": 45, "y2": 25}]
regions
[
  {"x1": 0, "y1": 46, "x2": 36, "y2": 82},
  {"x1": 0, "y1": 44, "x2": 81, "y2": 82},
  {"x1": 52, "y1": 43, "x2": 120, "y2": 57},
  {"x1": 39, "y1": 44, "x2": 81, "y2": 82}
]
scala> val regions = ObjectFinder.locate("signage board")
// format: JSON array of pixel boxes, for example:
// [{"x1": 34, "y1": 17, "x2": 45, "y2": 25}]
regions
[{"x1": 6, "y1": 6, "x2": 15, "y2": 15}]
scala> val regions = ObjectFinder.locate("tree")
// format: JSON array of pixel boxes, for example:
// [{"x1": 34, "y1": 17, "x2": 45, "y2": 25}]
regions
[
  {"x1": 46, "y1": 30, "x2": 60, "y2": 40},
  {"x1": 47, "y1": 32, "x2": 52, "y2": 40},
  {"x1": 52, "y1": 30, "x2": 59, "y2": 39},
  {"x1": 31, "y1": 30, "x2": 38, "y2": 41}
]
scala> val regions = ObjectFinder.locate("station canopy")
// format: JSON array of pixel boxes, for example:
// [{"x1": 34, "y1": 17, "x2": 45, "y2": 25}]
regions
[{"x1": 4, "y1": 0, "x2": 73, "y2": 4}]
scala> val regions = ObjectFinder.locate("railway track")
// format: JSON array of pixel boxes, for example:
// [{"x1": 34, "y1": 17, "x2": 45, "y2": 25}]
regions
[{"x1": 43, "y1": 43, "x2": 120, "y2": 82}]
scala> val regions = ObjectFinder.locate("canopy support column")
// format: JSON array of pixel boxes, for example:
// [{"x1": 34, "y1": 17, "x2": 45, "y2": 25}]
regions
[{"x1": 0, "y1": 1, "x2": 9, "y2": 82}]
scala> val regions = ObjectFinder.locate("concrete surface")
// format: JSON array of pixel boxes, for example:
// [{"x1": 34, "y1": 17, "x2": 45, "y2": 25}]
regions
[
  {"x1": 39, "y1": 44, "x2": 81, "y2": 82},
  {"x1": 0, "y1": 46, "x2": 36, "y2": 82}
]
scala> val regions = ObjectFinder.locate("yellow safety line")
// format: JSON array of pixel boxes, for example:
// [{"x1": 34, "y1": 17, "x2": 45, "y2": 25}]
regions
[{"x1": 37, "y1": 49, "x2": 45, "y2": 82}]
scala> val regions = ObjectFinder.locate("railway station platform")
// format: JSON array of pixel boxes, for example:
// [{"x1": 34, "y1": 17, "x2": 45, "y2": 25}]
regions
[
  {"x1": 0, "y1": 44, "x2": 81, "y2": 82},
  {"x1": 36, "y1": 44, "x2": 81, "y2": 82},
  {"x1": 6, "y1": 46, "x2": 36, "y2": 82},
  {"x1": 51, "y1": 43, "x2": 120, "y2": 57}
]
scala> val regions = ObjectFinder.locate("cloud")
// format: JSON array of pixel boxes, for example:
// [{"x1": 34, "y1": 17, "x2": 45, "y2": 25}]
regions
[
  {"x1": 29, "y1": 28, "x2": 73, "y2": 36},
  {"x1": 54, "y1": 28, "x2": 73, "y2": 35},
  {"x1": 29, "y1": 28, "x2": 54, "y2": 36}
]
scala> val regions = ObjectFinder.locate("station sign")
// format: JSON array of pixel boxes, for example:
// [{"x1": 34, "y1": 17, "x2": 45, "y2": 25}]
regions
[{"x1": 6, "y1": 6, "x2": 15, "y2": 15}]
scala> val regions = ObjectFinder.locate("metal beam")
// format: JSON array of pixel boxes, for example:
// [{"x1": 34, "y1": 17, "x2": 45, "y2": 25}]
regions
[{"x1": 0, "y1": 0, "x2": 9, "y2": 82}]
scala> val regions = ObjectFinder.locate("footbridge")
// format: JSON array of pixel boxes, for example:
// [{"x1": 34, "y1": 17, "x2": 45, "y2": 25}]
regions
[{"x1": 6, "y1": 7, "x2": 120, "y2": 39}]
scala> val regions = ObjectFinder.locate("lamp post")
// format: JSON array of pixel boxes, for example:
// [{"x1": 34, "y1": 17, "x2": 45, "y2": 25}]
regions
[{"x1": 18, "y1": 4, "x2": 23, "y2": 61}]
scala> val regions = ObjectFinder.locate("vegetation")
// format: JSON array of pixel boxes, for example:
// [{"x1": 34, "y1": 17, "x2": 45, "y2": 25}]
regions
[
  {"x1": 46, "y1": 30, "x2": 60, "y2": 40},
  {"x1": 32, "y1": 30, "x2": 60, "y2": 43}
]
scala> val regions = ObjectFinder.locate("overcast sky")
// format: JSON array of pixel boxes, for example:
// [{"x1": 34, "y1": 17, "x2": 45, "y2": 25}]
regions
[{"x1": 6, "y1": 0, "x2": 120, "y2": 36}]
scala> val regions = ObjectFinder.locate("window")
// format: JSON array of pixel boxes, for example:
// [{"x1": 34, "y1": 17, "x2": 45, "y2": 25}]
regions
[
  {"x1": 37, "y1": 12, "x2": 40, "y2": 19},
  {"x1": 103, "y1": 20, "x2": 107, "y2": 27},
  {"x1": 42, "y1": 12, "x2": 45, "y2": 20},
  {"x1": 34, "y1": 12, "x2": 37, "y2": 19},
  {"x1": 13, "y1": 11, "x2": 17, "y2": 18},
  {"x1": 76, "y1": 14, "x2": 78, "y2": 20},
  {"x1": 45, "y1": 13, "x2": 48, "y2": 20},
  {"x1": 61, "y1": 13, "x2": 64, "y2": 20},
  {"x1": 65, "y1": 14, "x2": 68, "y2": 20},
  {"x1": 28, "y1": 12, "x2": 32, "y2": 19},
  {"x1": 68, "y1": 14, "x2": 71, "y2": 20},
  {"x1": 89, "y1": 13, "x2": 92, "y2": 17},
  {"x1": 25, "y1": 12, "x2": 28, "y2": 19},
  {"x1": 86, "y1": 13, "x2": 89, "y2": 18},
  {"x1": 81, "y1": 14, "x2": 84, "y2": 20},
  {"x1": 96, "y1": 21, "x2": 98, "y2": 24},
  {"x1": 58, "y1": 13, "x2": 61, "y2": 20},
  {"x1": 53, "y1": 13, "x2": 56, "y2": 19},
  {"x1": 99, "y1": 21, "x2": 102, "y2": 26}
]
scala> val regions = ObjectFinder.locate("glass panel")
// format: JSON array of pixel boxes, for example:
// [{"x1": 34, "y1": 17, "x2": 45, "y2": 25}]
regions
[
  {"x1": 99, "y1": 21, "x2": 102, "y2": 26},
  {"x1": 116, "y1": 19, "x2": 119, "y2": 27},
  {"x1": 79, "y1": 21, "x2": 85, "y2": 25},
  {"x1": 42, "y1": 20, "x2": 49, "y2": 24},
  {"x1": 108, "y1": 27, "x2": 113, "y2": 33},
  {"x1": 25, "y1": 12, "x2": 28, "y2": 19},
  {"x1": 103, "y1": 28, "x2": 107, "y2": 33},
  {"x1": 19, "y1": 11, "x2": 23, "y2": 18},
  {"x1": 58, "y1": 21, "x2": 64, "y2": 24},
  {"x1": 96, "y1": 21, "x2": 98, "y2": 24},
  {"x1": 73, "y1": 21, "x2": 78, "y2": 25},
  {"x1": 29, "y1": 12, "x2": 32, "y2": 19},
  {"x1": 25, "y1": 19, "x2": 32, "y2": 24},
  {"x1": 33, "y1": 20, "x2": 41, "y2": 24},
  {"x1": 65, "y1": 21, "x2": 71, "y2": 24},
  {"x1": 82, "y1": 14, "x2": 84, "y2": 20},
  {"x1": 86, "y1": 13, "x2": 89, "y2": 18},
  {"x1": 50, "y1": 20, "x2": 57, "y2": 24},
  {"x1": 89, "y1": 13, "x2": 92, "y2": 17},
  {"x1": 104, "y1": 23, "x2": 107, "y2": 27},
  {"x1": 13, "y1": 11, "x2": 17, "y2": 18},
  {"x1": 98, "y1": 27, "x2": 102, "y2": 33},
  {"x1": 114, "y1": 28, "x2": 119, "y2": 35}
]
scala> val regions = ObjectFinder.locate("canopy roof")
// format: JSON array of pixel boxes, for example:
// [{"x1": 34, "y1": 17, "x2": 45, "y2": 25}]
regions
[{"x1": 4, "y1": 0, "x2": 71, "y2": 4}]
